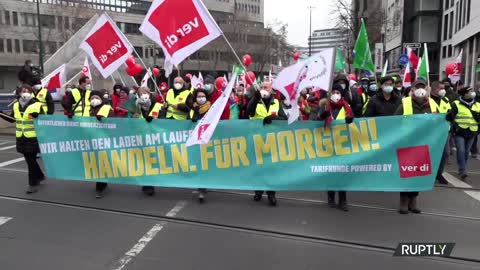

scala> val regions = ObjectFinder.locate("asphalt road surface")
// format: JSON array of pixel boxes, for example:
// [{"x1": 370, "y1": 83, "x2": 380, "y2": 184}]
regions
[{"x1": 0, "y1": 133, "x2": 479, "y2": 270}]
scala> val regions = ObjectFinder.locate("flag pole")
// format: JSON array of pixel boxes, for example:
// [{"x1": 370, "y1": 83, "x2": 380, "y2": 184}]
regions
[
  {"x1": 115, "y1": 69, "x2": 127, "y2": 86},
  {"x1": 0, "y1": 112, "x2": 15, "y2": 121}
]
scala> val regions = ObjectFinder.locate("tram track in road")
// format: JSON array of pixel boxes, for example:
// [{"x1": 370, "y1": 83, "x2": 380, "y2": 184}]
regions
[{"x1": 0, "y1": 193, "x2": 479, "y2": 266}]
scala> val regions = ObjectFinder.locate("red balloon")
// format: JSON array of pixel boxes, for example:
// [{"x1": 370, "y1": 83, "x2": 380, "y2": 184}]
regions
[
  {"x1": 445, "y1": 63, "x2": 456, "y2": 76},
  {"x1": 245, "y1": 71, "x2": 256, "y2": 85},
  {"x1": 125, "y1": 66, "x2": 136, "y2": 76},
  {"x1": 185, "y1": 73, "x2": 193, "y2": 79},
  {"x1": 126, "y1": 55, "x2": 135, "y2": 67},
  {"x1": 293, "y1": 52, "x2": 300, "y2": 61},
  {"x1": 243, "y1": 54, "x2": 252, "y2": 67},
  {"x1": 133, "y1": 64, "x2": 143, "y2": 76},
  {"x1": 348, "y1": 73, "x2": 357, "y2": 81},
  {"x1": 152, "y1": 68, "x2": 160, "y2": 77}
]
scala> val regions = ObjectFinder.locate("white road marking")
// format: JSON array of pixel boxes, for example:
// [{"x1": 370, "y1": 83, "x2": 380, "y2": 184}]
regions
[
  {"x1": 443, "y1": 172, "x2": 480, "y2": 202},
  {"x1": 0, "y1": 142, "x2": 10, "y2": 146},
  {"x1": 0, "y1": 157, "x2": 24, "y2": 168},
  {"x1": 112, "y1": 200, "x2": 187, "y2": 270},
  {"x1": 0, "y1": 145, "x2": 16, "y2": 151},
  {"x1": 0, "y1": 217, "x2": 12, "y2": 226}
]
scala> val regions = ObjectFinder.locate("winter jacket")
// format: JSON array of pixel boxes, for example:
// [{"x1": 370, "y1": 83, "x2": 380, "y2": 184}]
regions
[{"x1": 364, "y1": 91, "x2": 402, "y2": 117}]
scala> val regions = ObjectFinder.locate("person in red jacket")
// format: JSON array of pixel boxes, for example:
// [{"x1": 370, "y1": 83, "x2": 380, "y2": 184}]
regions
[
  {"x1": 112, "y1": 87, "x2": 130, "y2": 117},
  {"x1": 155, "y1": 82, "x2": 168, "y2": 104},
  {"x1": 204, "y1": 75, "x2": 230, "y2": 120}
]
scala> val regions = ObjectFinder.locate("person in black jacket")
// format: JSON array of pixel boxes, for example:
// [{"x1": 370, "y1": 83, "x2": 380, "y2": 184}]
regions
[
  {"x1": 31, "y1": 77, "x2": 55, "y2": 115},
  {"x1": 17, "y1": 60, "x2": 34, "y2": 85},
  {"x1": 364, "y1": 76, "x2": 401, "y2": 117},
  {"x1": 333, "y1": 74, "x2": 363, "y2": 117}
]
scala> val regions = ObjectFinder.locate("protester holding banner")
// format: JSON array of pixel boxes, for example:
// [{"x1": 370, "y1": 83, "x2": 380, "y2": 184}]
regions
[
  {"x1": 395, "y1": 79, "x2": 438, "y2": 214},
  {"x1": 165, "y1": 77, "x2": 191, "y2": 120},
  {"x1": 85, "y1": 91, "x2": 114, "y2": 198},
  {"x1": 0, "y1": 84, "x2": 45, "y2": 194},
  {"x1": 63, "y1": 76, "x2": 92, "y2": 117},
  {"x1": 315, "y1": 84, "x2": 354, "y2": 211},
  {"x1": 364, "y1": 76, "x2": 401, "y2": 117},
  {"x1": 247, "y1": 81, "x2": 287, "y2": 206},
  {"x1": 430, "y1": 81, "x2": 450, "y2": 185},
  {"x1": 31, "y1": 77, "x2": 55, "y2": 115},
  {"x1": 334, "y1": 74, "x2": 363, "y2": 117},
  {"x1": 446, "y1": 86, "x2": 480, "y2": 182}
]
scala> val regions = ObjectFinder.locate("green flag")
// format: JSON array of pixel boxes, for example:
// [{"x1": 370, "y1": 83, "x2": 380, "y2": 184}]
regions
[
  {"x1": 353, "y1": 19, "x2": 375, "y2": 72},
  {"x1": 417, "y1": 43, "x2": 429, "y2": 80},
  {"x1": 233, "y1": 65, "x2": 243, "y2": 76},
  {"x1": 476, "y1": 64, "x2": 480, "y2": 73},
  {"x1": 335, "y1": 47, "x2": 345, "y2": 71}
]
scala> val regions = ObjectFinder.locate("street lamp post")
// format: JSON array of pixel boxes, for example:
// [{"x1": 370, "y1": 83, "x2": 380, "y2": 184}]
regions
[
  {"x1": 307, "y1": 6, "x2": 315, "y2": 56},
  {"x1": 36, "y1": 0, "x2": 44, "y2": 74}
]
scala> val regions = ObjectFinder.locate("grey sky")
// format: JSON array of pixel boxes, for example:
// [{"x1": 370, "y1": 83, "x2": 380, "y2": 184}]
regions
[{"x1": 264, "y1": 0, "x2": 335, "y2": 48}]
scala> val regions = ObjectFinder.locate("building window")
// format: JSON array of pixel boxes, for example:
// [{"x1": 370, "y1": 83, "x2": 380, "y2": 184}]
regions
[
  {"x1": 12, "y1": 12, "x2": 18, "y2": 26},
  {"x1": 447, "y1": 45, "x2": 452, "y2": 57},
  {"x1": 47, "y1": 41, "x2": 57, "y2": 54},
  {"x1": 72, "y1": 18, "x2": 88, "y2": 30},
  {"x1": 442, "y1": 46, "x2": 447, "y2": 58},
  {"x1": 63, "y1": 16, "x2": 70, "y2": 30},
  {"x1": 443, "y1": 14, "x2": 448, "y2": 41},
  {"x1": 449, "y1": 11, "x2": 453, "y2": 39},
  {"x1": 6, "y1": 39, "x2": 12, "y2": 53},
  {"x1": 455, "y1": 2, "x2": 459, "y2": 32},
  {"x1": 23, "y1": 40, "x2": 38, "y2": 53},
  {"x1": 0, "y1": 39, "x2": 4, "y2": 53},
  {"x1": 4, "y1": 11, "x2": 10, "y2": 25},
  {"x1": 40, "y1": 15, "x2": 56, "y2": 29},
  {"x1": 445, "y1": 0, "x2": 449, "y2": 10},
  {"x1": 23, "y1": 13, "x2": 37, "y2": 26},
  {"x1": 467, "y1": 0, "x2": 471, "y2": 23},
  {"x1": 14, "y1": 39, "x2": 20, "y2": 53},
  {"x1": 134, "y1": 46, "x2": 143, "y2": 58}
]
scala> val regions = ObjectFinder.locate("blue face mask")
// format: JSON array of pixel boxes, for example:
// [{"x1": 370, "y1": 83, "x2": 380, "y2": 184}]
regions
[
  {"x1": 204, "y1": 84, "x2": 212, "y2": 92},
  {"x1": 369, "y1": 85, "x2": 377, "y2": 92}
]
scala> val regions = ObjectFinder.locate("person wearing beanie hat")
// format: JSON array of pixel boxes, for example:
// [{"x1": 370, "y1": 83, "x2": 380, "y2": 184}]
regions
[
  {"x1": 365, "y1": 76, "x2": 401, "y2": 117},
  {"x1": 31, "y1": 76, "x2": 54, "y2": 114},
  {"x1": 394, "y1": 79, "x2": 439, "y2": 215},
  {"x1": 165, "y1": 77, "x2": 192, "y2": 120},
  {"x1": 86, "y1": 90, "x2": 113, "y2": 198},
  {"x1": 314, "y1": 83, "x2": 354, "y2": 212},
  {"x1": 446, "y1": 86, "x2": 480, "y2": 182},
  {"x1": 0, "y1": 84, "x2": 46, "y2": 194},
  {"x1": 333, "y1": 74, "x2": 363, "y2": 117}
]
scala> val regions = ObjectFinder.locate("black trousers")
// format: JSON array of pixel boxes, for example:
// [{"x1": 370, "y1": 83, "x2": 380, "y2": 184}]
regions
[
  {"x1": 400, "y1": 192, "x2": 419, "y2": 198},
  {"x1": 327, "y1": 191, "x2": 347, "y2": 202},
  {"x1": 436, "y1": 142, "x2": 449, "y2": 179},
  {"x1": 96, "y1": 182, "x2": 108, "y2": 192},
  {"x1": 24, "y1": 152, "x2": 44, "y2": 186},
  {"x1": 255, "y1": 190, "x2": 276, "y2": 196}
]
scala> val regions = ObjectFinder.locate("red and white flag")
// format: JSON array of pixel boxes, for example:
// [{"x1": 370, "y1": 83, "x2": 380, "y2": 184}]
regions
[
  {"x1": 79, "y1": 13, "x2": 133, "y2": 78},
  {"x1": 449, "y1": 49, "x2": 463, "y2": 84},
  {"x1": 406, "y1": 47, "x2": 419, "y2": 72},
  {"x1": 82, "y1": 56, "x2": 92, "y2": 79},
  {"x1": 272, "y1": 61, "x2": 305, "y2": 124},
  {"x1": 41, "y1": 64, "x2": 66, "y2": 90},
  {"x1": 185, "y1": 75, "x2": 236, "y2": 147},
  {"x1": 403, "y1": 61, "x2": 412, "y2": 88},
  {"x1": 191, "y1": 75, "x2": 204, "y2": 89},
  {"x1": 140, "y1": 0, "x2": 222, "y2": 77},
  {"x1": 140, "y1": 68, "x2": 152, "y2": 87}
]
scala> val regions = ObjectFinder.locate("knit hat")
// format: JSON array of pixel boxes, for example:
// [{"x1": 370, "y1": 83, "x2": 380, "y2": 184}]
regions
[
  {"x1": 204, "y1": 74, "x2": 215, "y2": 85},
  {"x1": 89, "y1": 90, "x2": 102, "y2": 100},
  {"x1": 120, "y1": 86, "x2": 130, "y2": 95},
  {"x1": 331, "y1": 84, "x2": 344, "y2": 97}
]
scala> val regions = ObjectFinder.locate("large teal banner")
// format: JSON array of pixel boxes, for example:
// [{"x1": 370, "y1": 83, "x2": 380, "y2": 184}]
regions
[{"x1": 35, "y1": 114, "x2": 448, "y2": 191}]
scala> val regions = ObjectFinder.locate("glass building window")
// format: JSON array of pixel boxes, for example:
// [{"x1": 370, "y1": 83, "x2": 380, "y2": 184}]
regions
[
  {"x1": 6, "y1": 39, "x2": 12, "y2": 53},
  {"x1": 23, "y1": 40, "x2": 38, "y2": 53},
  {"x1": 0, "y1": 39, "x2": 4, "y2": 53},
  {"x1": 12, "y1": 12, "x2": 18, "y2": 26},
  {"x1": 14, "y1": 39, "x2": 20, "y2": 53},
  {"x1": 4, "y1": 11, "x2": 10, "y2": 25}
]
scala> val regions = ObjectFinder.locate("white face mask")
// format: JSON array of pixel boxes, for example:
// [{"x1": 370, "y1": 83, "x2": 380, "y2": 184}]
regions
[
  {"x1": 339, "y1": 84, "x2": 346, "y2": 90},
  {"x1": 20, "y1": 92, "x2": 32, "y2": 101},
  {"x1": 161, "y1": 86, "x2": 166, "y2": 91},
  {"x1": 66, "y1": 87, "x2": 72, "y2": 92},
  {"x1": 414, "y1": 88, "x2": 427, "y2": 98},
  {"x1": 396, "y1": 87, "x2": 402, "y2": 91},
  {"x1": 140, "y1": 93, "x2": 150, "y2": 102},
  {"x1": 438, "y1": 89, "x2": 446, "y2": 98},
  {"x1": 383, "y1": 86, "x2": 393, "y2": 93},
  {"x1": 33, "y1": 84, "x2": 42, "y2": 91},
  {"x1": 260, "y1": 90, "x2": 270, "y2": 98},
  {"x1": 197, "y1": 97, "x2": 207, "y2": 105},
  {"x1": 90, "y1": 98, "x2": 102, "y2": 107},
  {"x1": 470, "y1": 92, "x2": 477, "y2": 99},
  {"x1": 174, "y1": 83, "x2": 183, "y2": 90},
  {"x1": 86, "y1": 84, "x2": 92, "y2": 90},
  {"x1": 330, "y1": 93, "x2": 341, "y2": 103},
  {"x1": 103, "y1": 94, "x2": 109, "y2": 99},
  {"x1": 129, "y1": 90, "x2": 135, "y2": 95},
  {"x1": 300, "y1": 89, "x2": 308, "y2": 95}
]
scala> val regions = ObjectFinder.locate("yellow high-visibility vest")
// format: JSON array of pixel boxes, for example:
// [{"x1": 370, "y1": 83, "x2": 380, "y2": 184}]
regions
[
  {"x1": 362, "y1": 93, "x2": 369, "y2": 115},
  {"x1": 250, "y1": 99, "x2": 280, "y2": 120},
  {"x1": 438, "y1": 97, "x2": 451, "y2": 113},
  {"x1": 402, "y1": 97, "x2": 438, "y2": 115},
  {"x1": 13, "y1": 101, "x2": 42, "y2": 138},
  {"x1": 33, "y1": 88, "x2": 48, "y2": 113},
  {"x1": 453, "y1": 100, "x2": 480, "y2": 132},
  {"x1": 71, "y1": 88, "x2": 91, "y2": 116},
  {"x1": 166, "y1": 89, "x2": 190, "y2": 120},
  {"x1": 96, "y1": 105, "x2": 112, "y2": 118}
]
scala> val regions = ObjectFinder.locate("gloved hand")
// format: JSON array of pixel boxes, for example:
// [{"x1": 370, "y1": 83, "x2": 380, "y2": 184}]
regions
[
  {"x1": 263, "y1": 114, "x2": 277, "y2": 125},
  {"x1": 30, "y1": 112, "x2": 39, "y2": 118},
  {"x1": 191, "y1": 117, "x2": 198, "y2": 123},
  {"x1": 254, "y1": 89, "x2": 262, "y2": 101},
  {"x1": 145, "y1": 116, "x2": 153, "y2": 123},
  {"x1": 96, "y1": 115, "x2": 103, "y2": 121},
  {"x1": 319, "y1": 110, "x2": 329, "y2": 120},
  {"x1": 445, "y1": 113, "x2": 454, "y2": 122},
  {"x1": 345, "y1": 116, "x2": 354, "y2": 124},
  {"x1": 67, "y1": 113, "x2": 73, "y2": 119}
]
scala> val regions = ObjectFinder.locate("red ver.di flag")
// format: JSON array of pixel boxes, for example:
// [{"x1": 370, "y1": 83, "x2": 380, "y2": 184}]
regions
[
  {"x1": 79, "y1": 13, "x2": 133, "y2": 78},
  {"x1": 41, "y1": 64, "x2": 66, "y2": 90},
  {"x1": 140, "y1": 0, "x2": 222, "y2": 76}
]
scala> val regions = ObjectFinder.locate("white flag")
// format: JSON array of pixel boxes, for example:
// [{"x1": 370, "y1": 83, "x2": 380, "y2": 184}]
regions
[
  {"x1": 140, "y1": 0, "x2": 222, "y2": 77},
  {"x1": 79, "y1": 13, "x2": 134, "y2": 78},
  {"x1": 272, "y1": 61, "x2": 305, "y2": 124},
  {"x1": 449, "y1": 49, "x2": 463, "y2": 84},
  {"x1": 297, "y1": 48, "x2": 336, "y2": 92},
  {"x1": 82, "y1": 56, "x2": 92, "y2": 79},
  {"x1": 191, "y1": 75, "x2": 203, "y2": 89},
  {"x1": 140, "y1": 68, "x2": 152, "y2": 87},
  {"x1": 41, "y1": 64, "x2": 66, "y2": 89},
  {"x1": 185, "y1": 75, "x2": 236, "y2": 147}
]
